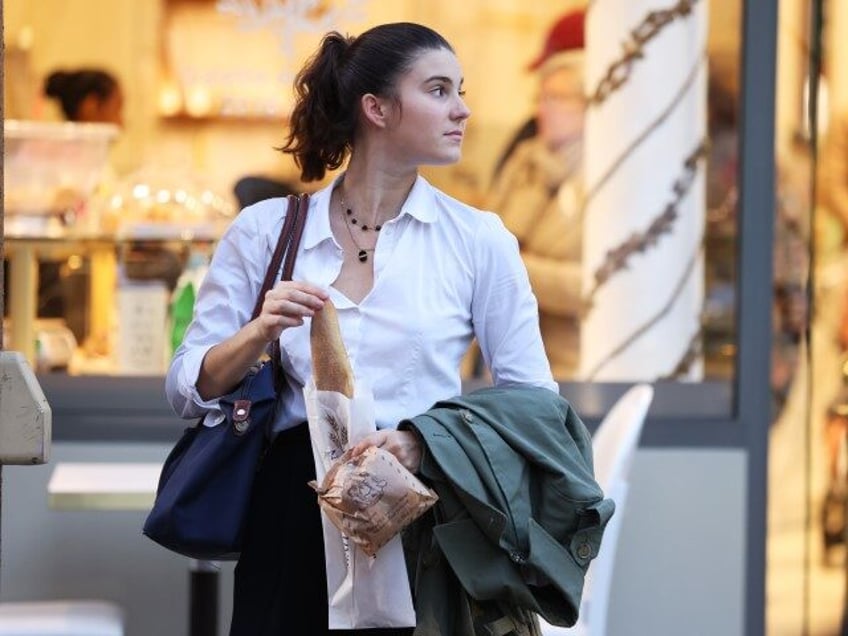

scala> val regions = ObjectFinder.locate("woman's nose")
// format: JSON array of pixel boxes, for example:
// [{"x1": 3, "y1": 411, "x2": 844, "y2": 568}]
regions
[{"x1": 453, "y1": 97, "x2": 471, "y2": 121}]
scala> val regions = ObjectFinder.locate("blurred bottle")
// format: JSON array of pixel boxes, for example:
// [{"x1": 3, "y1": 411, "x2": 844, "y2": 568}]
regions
[{"x1": 169, "y1": 249, "x2": 209, "y2": 356}]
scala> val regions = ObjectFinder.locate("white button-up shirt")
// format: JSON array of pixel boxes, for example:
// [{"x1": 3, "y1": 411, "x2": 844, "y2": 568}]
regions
[{"x1": 166, "y1": 174, "x2": 557, "y2": 432}]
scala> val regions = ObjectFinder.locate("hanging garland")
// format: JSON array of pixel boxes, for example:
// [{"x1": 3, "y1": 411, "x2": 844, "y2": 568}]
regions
[
  {"x1": 582, "y1": 140, "x2": 709, "y2": 314},
  {"x1": 582, "y1": 52, "x2": 705, "y2": 214},
  {"x1": 659, "y1": 329, "x2": 703, "y2": 379},
  {"x1": 583, "y1": 242, "x2": 703, "y2": 380},
  {"x1": 588, "y1": 0, "x2": 701, "y2": 106}
]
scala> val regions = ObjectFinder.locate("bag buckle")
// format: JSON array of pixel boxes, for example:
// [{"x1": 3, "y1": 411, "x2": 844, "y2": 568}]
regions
[{"x1": 232, "y1": 400, "x2": 252, "y2": 435}]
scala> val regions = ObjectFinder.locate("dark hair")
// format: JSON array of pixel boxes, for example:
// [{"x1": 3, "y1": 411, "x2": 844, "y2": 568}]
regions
[
  {"x1": 44, "y1": 69, "x2": 119, "y2": 121},
  {"x1": 280, "y1": 22, "x2": 454, "y2": 181}
]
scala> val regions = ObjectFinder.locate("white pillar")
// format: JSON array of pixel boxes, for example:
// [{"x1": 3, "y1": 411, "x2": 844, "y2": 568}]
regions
[{"x1": 579, "y1": 0, "x2": 708, "y2": 381}]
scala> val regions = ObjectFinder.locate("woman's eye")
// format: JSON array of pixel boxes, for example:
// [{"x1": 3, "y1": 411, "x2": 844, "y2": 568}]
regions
[{"x1": 430, "y1": 85, "x2": 464, "y2": 98}]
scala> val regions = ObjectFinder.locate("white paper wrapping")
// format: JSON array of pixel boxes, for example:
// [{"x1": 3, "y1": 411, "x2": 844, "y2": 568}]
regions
[{"x1": 304, "y1": 380, "x2": 416, "y2": 629}]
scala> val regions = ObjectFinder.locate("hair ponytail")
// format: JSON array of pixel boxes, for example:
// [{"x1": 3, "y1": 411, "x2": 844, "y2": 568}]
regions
[{"x1": 280, "y1": 32, "x2": 355, "y2": 182}]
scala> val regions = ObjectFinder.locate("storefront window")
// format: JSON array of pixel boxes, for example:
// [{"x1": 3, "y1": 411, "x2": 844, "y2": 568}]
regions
[{"x1": 3, "y1": 1, "x2": 750, "y2": 415}]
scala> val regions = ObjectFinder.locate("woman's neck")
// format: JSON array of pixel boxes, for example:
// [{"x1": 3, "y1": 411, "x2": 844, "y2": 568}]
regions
[{"x1": 340, "y1": 155, "x2": 418, "y2": 224}]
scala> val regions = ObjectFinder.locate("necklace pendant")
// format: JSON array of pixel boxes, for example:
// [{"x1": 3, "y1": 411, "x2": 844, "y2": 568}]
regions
[{"x1": 358, "y1": 249, "x2": 368, "y2": 263}]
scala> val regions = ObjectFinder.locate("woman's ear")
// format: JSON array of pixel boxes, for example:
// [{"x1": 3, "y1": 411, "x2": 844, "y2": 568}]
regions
[{"x1": 360, "y1": 93, "x2": 391, "y2": 129}]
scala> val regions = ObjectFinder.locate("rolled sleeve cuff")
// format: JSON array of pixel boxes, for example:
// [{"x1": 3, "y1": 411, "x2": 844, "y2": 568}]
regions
[{"x1": 179, "y1": 344, "x2": 226, "y2": 427}]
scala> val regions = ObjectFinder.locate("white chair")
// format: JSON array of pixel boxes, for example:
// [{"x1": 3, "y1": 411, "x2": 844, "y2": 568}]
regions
[
  {"x1": 0, "y1": 600, "x2": 124, "y2": 636},
  {"x1": 540, "y1": 383, "x2": 654, "y2": 636}
]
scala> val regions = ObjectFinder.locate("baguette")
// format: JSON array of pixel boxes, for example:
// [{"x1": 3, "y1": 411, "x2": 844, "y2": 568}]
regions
[{"x1": 310, "y1": 299, "x2": 355, "y2": 397}]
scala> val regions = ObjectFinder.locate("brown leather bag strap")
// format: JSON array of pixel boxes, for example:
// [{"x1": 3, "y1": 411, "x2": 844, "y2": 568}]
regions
[
  {"x1": 281, "y1": 193, "x2": 310, "y2": 281},
  {"x1": 250, "y1": 194, "x2": 307, "y2": 321},
  {"x1": 265, "y1": 193, "x2": 309, "y2": 383}
]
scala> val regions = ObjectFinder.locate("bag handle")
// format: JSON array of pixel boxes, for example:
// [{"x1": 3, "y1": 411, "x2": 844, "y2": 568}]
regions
[
  {"x1": 282, "y1": 193, "x2": 310, "y2": 281},
  {"x1": 250, "y1": 193, "x2": 310, "y2": 321}
]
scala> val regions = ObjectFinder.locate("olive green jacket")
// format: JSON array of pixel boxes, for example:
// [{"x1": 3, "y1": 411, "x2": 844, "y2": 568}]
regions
[{"x1": 399, "y1": 386, "x2": 614, "y2": 635}]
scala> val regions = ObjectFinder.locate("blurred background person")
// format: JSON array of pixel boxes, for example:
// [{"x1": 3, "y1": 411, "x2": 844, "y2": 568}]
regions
[
  {"x1": 44, "y1": 67, "x2": 195, "y2": 334},
  {"x1": 43, "y1": 67, "x2": 124, "y2": 127},
  {"x1": 487, "y1": 9, "x2": 586, "y2": 379},
  {"x1": 19, "y1": 68, "x2": 126, "y2": 338}
]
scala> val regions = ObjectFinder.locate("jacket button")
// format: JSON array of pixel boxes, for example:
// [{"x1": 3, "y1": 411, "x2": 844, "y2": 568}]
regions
[{"x1": 576, "y1": 543, "x2": 592, "y2": 560}]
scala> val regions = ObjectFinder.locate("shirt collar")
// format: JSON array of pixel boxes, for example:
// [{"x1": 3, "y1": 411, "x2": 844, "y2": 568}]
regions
[
  {"x1": 300, "y1": 176, "x2": 336, "y2": 251},
  {"x1": 403, "y1": 174, "x2": 439, "y2": 224},
  {"x1": 301, "y1": 173, "x2": 437, "y2": 251}
]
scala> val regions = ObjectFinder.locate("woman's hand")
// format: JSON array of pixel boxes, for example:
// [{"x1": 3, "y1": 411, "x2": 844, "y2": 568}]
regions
[
  {"x1": 254, "y1": 280, "x2": 329, "y2": 342},
  {"x1": 197, "y1": 281, "x2": 327, "y2": 401},
  {"x1": 351, "y1": 429, "x2": 423, "y2": 474}
]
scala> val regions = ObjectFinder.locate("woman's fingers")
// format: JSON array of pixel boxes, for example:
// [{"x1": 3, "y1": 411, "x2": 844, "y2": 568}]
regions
[
  {"x1": 351, "y1": 431, "x2": 388, "y2": 456},
  {"x1": 351, "y1": 430, "x2": 422, "y2": 474},
  {"x1": 266, "y1": 281, "x2": 328, "y2": 312},
  {"x1": 255, "y1": 281, "x2": 329, "y2": 341}
]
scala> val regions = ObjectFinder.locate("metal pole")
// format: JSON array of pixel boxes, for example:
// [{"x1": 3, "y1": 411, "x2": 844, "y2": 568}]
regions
[
  {"x1": 189, "y1": 559, "x2": 219, "y2": 636},
  {"x1": 737, "y1": 0, "x2": 778, "y2": 633}
]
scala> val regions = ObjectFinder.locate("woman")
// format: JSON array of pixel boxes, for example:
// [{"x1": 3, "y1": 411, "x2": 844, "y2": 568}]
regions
[
  {"x1": 43, "y1": 68, "x2": 123, "y2": 126},
  {"x1": 166, "y1": 22, "x2": 557, "y2": 635}
]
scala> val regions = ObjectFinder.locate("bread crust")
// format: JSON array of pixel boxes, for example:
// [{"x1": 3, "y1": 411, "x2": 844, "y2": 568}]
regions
[{"x1": 310, "y1": 299, "x2": 355, "y2": 397}]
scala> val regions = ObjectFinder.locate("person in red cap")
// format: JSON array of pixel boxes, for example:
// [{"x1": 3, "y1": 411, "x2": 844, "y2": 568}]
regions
[{"x1": 487, "y1": 9, "x2": 587, "y2": 379}]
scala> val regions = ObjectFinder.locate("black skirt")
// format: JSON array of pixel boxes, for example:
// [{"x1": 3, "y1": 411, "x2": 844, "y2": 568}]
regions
[{"x1": 229, "y1": 422, "x2": 415, "y2": 636}]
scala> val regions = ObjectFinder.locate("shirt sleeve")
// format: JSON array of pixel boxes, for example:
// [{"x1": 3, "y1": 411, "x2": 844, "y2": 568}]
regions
[
  {"x1": 165, "y1": 205, "x2": 273, "y2": 421},
  {"x1": 471, "y1": 212, "x2": 559, "y2": 393}
]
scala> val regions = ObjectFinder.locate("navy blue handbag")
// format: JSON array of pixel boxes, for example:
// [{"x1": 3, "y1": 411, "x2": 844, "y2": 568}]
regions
[{"x1": 143, "y1": 193, "x2": 309, "y2": 560}]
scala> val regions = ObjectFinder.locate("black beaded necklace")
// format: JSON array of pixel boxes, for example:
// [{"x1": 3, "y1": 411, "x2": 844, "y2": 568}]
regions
[
  {"x1": 342, "y1": 213, "x2": 375, "y2": 263},
  {"x1": 339, "y1": 194, "x2": 378, "y2": 263},
  {"x1": 344, "y1": 206, "x2": 383, "y2": 232},
  {"x1": 339, "y1": 191, "x2": 384, "y2": 233}
]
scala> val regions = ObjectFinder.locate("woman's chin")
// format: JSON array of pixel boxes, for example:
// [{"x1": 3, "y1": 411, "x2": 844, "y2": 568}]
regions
[{"x1": 427, "y1": 150, "x2": 463, "y2": 166}]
